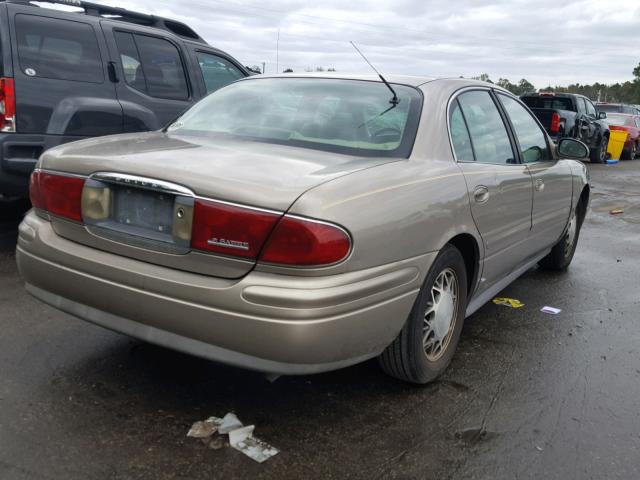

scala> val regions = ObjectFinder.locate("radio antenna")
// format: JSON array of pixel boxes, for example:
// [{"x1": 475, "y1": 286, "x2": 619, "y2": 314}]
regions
[{"x1": 350, "y1": 41, "x2": 399, "y2": 105}]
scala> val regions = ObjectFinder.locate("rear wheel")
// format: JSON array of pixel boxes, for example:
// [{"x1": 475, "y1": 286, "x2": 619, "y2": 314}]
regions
[
  {"x1": 379, "y1": 245, "x2": 467, "y2": 384},
  {"x1": 589, "y1": 136, "x2": 607, "y2": 163}
]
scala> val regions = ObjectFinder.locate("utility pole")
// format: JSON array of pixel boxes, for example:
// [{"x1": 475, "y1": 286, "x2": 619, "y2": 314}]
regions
[{"x1": 262, "y1": 62, "x2": 265, "y2": 74}]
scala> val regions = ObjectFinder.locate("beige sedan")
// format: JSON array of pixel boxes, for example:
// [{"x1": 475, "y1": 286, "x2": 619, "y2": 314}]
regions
[{"x1": 18, "y1": 74, "x2": 590, "y2": 383}]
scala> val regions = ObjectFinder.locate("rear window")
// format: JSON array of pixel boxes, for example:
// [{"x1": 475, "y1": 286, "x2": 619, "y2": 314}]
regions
[
  {"x1": 597, "y1": 104, "x2": 622, "y2": 113},
  {"x1": 605, "y1": 114, "x2": 633, "y2": 127},
  {"x1": 196, "y1": 51, "x2": 244, "y2": 94},
  {"x1": 521, "y1": 96, "x2": 573, "y2": 111},
  {"x1": 168, "y1": 78, "x2": 423, "y2": 158},
  {"x1": 15, "y1": 14, "x2": 103, "y2": 83}
]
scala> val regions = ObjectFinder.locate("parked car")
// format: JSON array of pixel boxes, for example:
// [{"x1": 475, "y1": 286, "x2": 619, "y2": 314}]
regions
[
  {"x1": 521, "y1": 92, "x2": 610, "y2": 163},
  {"x1": 0, "y1": 0, "x2": 248, "y2": 208},
  {"x1": 18, "y1": 75, "x2": 591, "y2": 384},
  {"x1": 596, "y1": 102, "x2": 640, "y2": 115},
  {"x1": 604, "y1": 113, "x2": 640, "y2": 159}
]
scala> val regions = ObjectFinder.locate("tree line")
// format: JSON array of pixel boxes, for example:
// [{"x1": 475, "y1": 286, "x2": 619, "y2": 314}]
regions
[{"x1": 473, "y1": 62, "x2": 640, "y2": 104}]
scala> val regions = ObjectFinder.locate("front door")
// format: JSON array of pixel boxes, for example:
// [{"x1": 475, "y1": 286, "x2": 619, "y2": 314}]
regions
[
  {"x1": 100, "y1": 21, "x2": 195, "y2": 131},
  {"x1": 450, "y1": 90, "x2": 533, "y2": 294},
  {"x1": 496, "y1": 93, "x2": 573, "y2": 250}
]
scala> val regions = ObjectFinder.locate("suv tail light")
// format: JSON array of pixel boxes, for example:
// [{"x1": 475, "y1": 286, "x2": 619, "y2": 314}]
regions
[
  {"x1": 29, "y1": 170, "x2": 85, "y2": 221},
  {"x1": 0, "y1": 78, "x2": 16, "y2": 132},
  {"x1": 259, "y1": 216, "x2": 351, "y2": 266},
  {"x1": 550, "y1": 112, "x2": 561, "y2": 134}
]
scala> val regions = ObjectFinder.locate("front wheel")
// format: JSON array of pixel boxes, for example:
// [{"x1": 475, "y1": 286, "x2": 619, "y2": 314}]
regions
[
  {"x1": 378, "y1": 245, "x2": 467, "y2": 384},
  {"x1": 538, "y1": 204, "x2": 583, "y2": 271}
]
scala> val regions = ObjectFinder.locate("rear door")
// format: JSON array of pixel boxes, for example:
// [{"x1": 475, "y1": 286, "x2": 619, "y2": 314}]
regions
[
  {"x1": 8, "y1": 5, "x2": 122, "y2": 136},
  {"x1": 450, "y1": 89, "x2": 533, "y2": 294},
  {"x1": 496, "y1": 93, "x2": 573, "y2": 251},
  {"x1": 100, "y1": 21, "x2": 195, "y2": 131}
]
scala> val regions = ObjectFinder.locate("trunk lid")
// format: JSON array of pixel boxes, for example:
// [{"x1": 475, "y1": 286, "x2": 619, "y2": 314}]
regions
[{"x1": 41, "y1": 131, "x2": 399, "y2": 278}]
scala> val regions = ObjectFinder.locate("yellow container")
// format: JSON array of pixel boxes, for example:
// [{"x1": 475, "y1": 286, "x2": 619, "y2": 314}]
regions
[{"x1": 607, "y1": 130, "x2": 628, "y2": 160}]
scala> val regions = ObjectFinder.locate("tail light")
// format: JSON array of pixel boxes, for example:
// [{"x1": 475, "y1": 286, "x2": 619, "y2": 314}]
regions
[
  {"x1": 550, "y1": 112, "x2": 561, "y2": 134},
  {"x1": 259, "y1": 215, "x2": 351, "y2": 266},
  {"x1": 0, "y1": 78, "x2": 16, "y2": 132},
  {"x1": 191, "y1": 199, "x2": 280, "y2": 259},
  {"x1": 190, "y1": 199, "x2": 351, "y2": 266},
  {"x1": 29, "y1": 170, "x2": 85, "y2": 221}
]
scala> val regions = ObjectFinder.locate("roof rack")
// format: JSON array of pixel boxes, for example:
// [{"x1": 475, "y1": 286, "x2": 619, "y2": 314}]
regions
[{"x1": 5, "y1": 0, "x2": 208, "y2": 44}]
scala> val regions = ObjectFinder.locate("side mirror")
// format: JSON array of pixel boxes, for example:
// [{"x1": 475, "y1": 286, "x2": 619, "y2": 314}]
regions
[
  {"x1": 598, "y1": 111, "x2": 607, "y2": 119},
  {"x1": 558, "y1": 138, "x2": 589, "y2": 159}
]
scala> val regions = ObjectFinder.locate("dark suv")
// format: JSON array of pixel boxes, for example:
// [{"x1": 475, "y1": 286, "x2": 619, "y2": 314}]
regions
[{"x1": 0, "y1": 0, "x2": 248, "y2": 205}]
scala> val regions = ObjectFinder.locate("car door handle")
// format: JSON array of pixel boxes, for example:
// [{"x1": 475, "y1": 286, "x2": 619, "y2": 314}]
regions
[
  {"x1": 107, "y1": 61, "x2": 119, "y2": 83},
  {"x1": 473, "y1": 186, "x2": 490, "y2": 204},
  {"x1": 535, "y1": 178, "x2": 545, "y2": 191}
]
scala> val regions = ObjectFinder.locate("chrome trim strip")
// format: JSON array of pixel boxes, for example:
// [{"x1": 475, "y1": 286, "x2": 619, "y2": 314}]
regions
[
  {"x1": 193, "y1": 195, "x2": 283, "y2": 215},
  {"x1": 35, "y1": 168, "x2": 87, "y2": 179},
  {"x1": 90, "y1": 172, "x2": 194, "y2": 196}
]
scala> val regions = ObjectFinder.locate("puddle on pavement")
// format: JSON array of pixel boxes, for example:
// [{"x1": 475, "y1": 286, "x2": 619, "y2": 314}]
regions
[{"x1": 455, "y1": 427, "x2": 499, "y2": 444}]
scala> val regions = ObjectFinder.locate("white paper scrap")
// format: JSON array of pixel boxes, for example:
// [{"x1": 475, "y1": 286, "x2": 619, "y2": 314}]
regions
[
  {"x1": 229, "y1": 425, "x2": 279, "y2": 463},
  {"x1": 541, "y1": 306, "x2": 562, "y2": 315},
  {"x1": 218, "y1": 413, "x2": 243, "y2": 434}
]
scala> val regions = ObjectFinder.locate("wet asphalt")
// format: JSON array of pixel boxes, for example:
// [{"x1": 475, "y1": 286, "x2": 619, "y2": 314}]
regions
[{"x1": 0, "y1": 161, "x2": 639, "y2": 480}]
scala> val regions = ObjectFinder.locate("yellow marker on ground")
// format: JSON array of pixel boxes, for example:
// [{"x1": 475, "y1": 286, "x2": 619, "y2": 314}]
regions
[{"x1": 492, "y1": 297, "x2": 525, "y2": 308}]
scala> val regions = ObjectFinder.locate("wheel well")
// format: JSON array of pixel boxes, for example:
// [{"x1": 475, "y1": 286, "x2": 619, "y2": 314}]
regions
[{"x1": 448, "y1": 234, "x2": 479, "y2": 294}]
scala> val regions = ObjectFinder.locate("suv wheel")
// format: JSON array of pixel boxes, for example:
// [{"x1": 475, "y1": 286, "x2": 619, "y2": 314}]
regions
[
  {"x1": 378, "y1": 245, "x2": 467, "y2": 384},
  {"x1": 589, "y1": 137, "x2": 607, "y2": 163}
]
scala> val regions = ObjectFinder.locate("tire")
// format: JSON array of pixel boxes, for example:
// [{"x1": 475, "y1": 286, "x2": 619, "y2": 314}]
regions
[
  {"x1": 538, "y1": 200, "x2": 584, "y2": 271},
  {"x1": 622, "y1": 142, "x2": 636, "y2": 160},
  {"x1": 0, "y1": 195, "x2": 30, "y2": 223},
  {"x1": 589, "y1": 136, "x2": 607, "y2": 163},
  {"x1": 378, "y1": 245, "x2": 468, "y2": 384}
]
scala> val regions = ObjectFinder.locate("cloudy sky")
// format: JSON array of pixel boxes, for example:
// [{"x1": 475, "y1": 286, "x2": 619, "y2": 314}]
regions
[{"x1": 97, "y1": 0, "x2": 639, "y2": 88}]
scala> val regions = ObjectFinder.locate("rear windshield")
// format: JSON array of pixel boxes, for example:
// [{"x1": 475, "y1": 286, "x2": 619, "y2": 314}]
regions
[
  {"x1": 168, "y1": 78, "x2": 423, "y2": 157},
  {"x1": 605, "y1": 114, "x2": 632, "y2": 126},
  {"x1": 597, "y1": 104, "x2": 622, "y2": 113},
  {"x1": 521, "y1": 96, "x2": 573, "y2": 111}
]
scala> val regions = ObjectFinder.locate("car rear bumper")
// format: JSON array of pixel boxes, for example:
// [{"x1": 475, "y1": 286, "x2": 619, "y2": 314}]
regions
[{"x1": 17, "y1": 212, "x2": 432, "y2": 374}]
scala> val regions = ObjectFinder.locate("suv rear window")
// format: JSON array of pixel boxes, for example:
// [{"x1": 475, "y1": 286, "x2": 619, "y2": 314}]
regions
[
  {"x1": 15, "y1": 14, "x2": 103, "y2": 83},
  {"x1": 195, "y1": 52, "x2": 244, "y2": 94},
  {"x1": 115, "y1": 31, "x2": 188, "y2": 101},
  {"x1": 521, "y1": 96, "x2": 573, "y2": 111}
]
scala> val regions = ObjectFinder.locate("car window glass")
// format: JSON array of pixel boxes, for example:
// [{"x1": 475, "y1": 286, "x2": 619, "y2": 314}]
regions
[
  {"x1": 498, "y1": 94, "x2": 550, "y2": 163},
  {"x1": 114, "y1": 32, "x2": 145, "y2": 90},
  {"x1": 115, "y1": 32, "x2": 188, "y2": 100},
  {"x1": 15, "y1": 14, "x2": 103, "y2": 83},
  {"x1": 449, "y1": 100, "x2": 475, "y2": 161},
  {"x1": 578, "y1": 98, "x2": 587, "y2": 114},
  {"x1": 196, "y1": 52, "x2": 244, "y2": 94},
  {"x1": 585, "y1": 100, "x2": 597, "y2": 117},
  {"x1": 636, "y1": 118, "x2": 640, "y2": 128},
  {"x1": 457, "y1": 91, "x2": 515, "y2": 164}
]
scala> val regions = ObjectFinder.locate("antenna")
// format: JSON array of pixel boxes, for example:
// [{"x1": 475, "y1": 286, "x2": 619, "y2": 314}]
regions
[{"x1": 350, "y1": 41, "x2": 399, "y2": 105}]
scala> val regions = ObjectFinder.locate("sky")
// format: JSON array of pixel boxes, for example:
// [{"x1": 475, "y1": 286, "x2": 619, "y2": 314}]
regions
[{"x1": 96, "y1": 0, "x2": 640, "y2": 89}]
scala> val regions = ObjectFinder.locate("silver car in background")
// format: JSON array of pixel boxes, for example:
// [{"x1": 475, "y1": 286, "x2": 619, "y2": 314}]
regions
[{"x1": 17, "y1": 74, "x2": 590, "y2": 383}]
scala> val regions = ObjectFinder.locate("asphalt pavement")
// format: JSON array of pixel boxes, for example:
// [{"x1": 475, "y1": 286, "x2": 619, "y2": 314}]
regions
[{"x1": 1, "y1": 161, "x2": 639, "y2": 480}]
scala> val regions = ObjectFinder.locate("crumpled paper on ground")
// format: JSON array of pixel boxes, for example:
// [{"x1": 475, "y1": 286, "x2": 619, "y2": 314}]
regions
[{"x1": 186, "y1": 413, "x2": 278, "y2": 463}]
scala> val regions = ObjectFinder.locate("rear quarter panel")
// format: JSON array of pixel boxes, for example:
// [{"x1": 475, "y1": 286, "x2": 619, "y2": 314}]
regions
[{"x1": 279, "y1": 80, "x2": 483, "y2": 281}]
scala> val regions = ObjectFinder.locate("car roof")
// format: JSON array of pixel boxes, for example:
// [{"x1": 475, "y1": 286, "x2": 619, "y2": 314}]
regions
[{"x1": 244, "y1": 73, "x2": 509, "y2": 91}]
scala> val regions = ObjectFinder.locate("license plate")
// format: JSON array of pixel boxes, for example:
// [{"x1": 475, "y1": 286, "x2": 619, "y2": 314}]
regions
[{"x1": 112, "y1": 186, "x2": 174, "y2": 235}]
